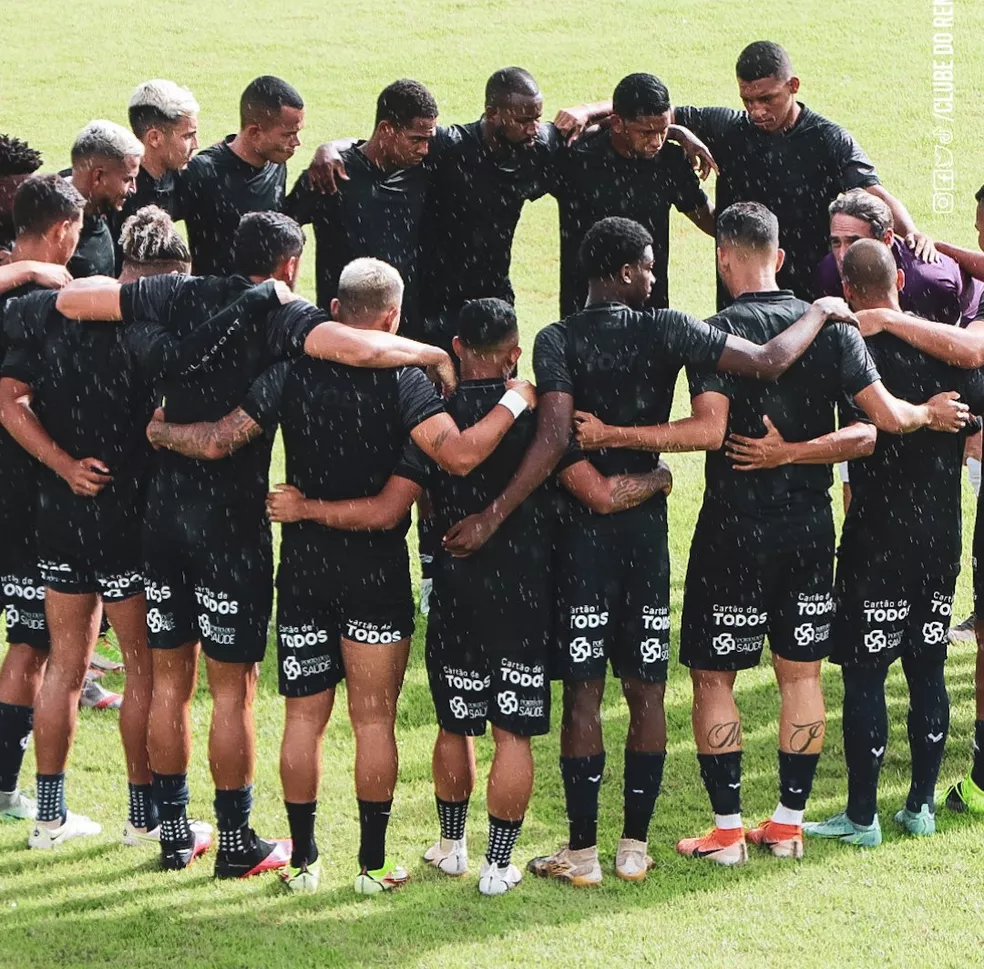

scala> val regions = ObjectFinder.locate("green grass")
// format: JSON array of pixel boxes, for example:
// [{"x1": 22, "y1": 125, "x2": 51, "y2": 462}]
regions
[{"x1": 3, "y1": 1, "x2": 984, "y2": 966}]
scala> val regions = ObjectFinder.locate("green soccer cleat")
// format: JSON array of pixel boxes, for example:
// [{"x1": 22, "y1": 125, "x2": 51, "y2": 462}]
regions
[
  {"x1": 353, "y1": 861, "x2": 409, "y2": 895},
  {"x1": 803, "y1": 811, "x2": 882, "y2": 847},
  {"x1": 943, "y1": 773, "x2": 984, "y2": 815},
  {"x1": 280, "y1": 858, "x2": 322, "y2": 894},
  {"x1": 894, "y1": 804, "x2": 936, "y2": 837}
]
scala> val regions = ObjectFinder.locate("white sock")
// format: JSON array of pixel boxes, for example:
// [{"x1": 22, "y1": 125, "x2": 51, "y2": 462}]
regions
[
  {"x1": 714, "y1": 813, "x2": 743, "y2": 830},
  {"x1": 771, "y1": 803, "x2": 804, "y2": 826}
]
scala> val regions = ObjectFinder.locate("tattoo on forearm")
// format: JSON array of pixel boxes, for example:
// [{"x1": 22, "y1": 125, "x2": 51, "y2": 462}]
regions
[
  {"x1": 430, "y1": 427, "x2": 452, "y2": 453},
  {"x1": 707, "y1": 720, "x2": 742, "y2": 749},
  {"x1": 789, "y1": 720, "x2": 825, "y2": 753},
  {"x1": 155, "y1": 408, "x2": 260, "y2": 459},
  {"x1": 609, "y1": 474, "x2": 650, "y2": 510}
]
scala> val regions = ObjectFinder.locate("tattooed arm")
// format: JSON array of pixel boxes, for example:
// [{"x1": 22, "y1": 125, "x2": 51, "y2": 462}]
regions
[
  {"x1": 559, "y1": 459, "x2": 672, "y2": 514},
  {"x1": 145, "y1": 407, "x2": 262, "y2": 460}
]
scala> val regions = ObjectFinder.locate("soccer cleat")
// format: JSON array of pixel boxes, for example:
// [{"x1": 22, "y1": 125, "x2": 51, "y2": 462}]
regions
[
  {"x1": 418, "y1": 577, "x2": 433, "y2": 617},
  {"x1": 122, "y1": 821, "x2": 161, "y2": 846},
  {"x1": 423, "y1": 836, "x2": 468, "y2": 876},
  {"x1": 280, "y1": 858, "x2": 322, "y2": 894},
  {"x1": 89, "y1": 652, "x2": 124, "y2": 673},
  {"x1": 948, "y1": 614, "x2": 977, "y2": 643},
  {"x1": 0, "y1": 789, "x2": 37, "y2": 822},
  {"x1": 803, "y1": 811, "x2": 882, "y2": 847},
  {"x1": 214, "y1": 831, "x2": 291, "y2": 879},
  {"x1": 79, "y1": 676, "x2": 122, "y2": 710},
  {"x1": 943, "y1": 773, "x2": 984, "y2": 815},
  {"x1": 526, "y1": 844, "x2": 603, "y2": 886},
  {"x1": 746, "y1": 819, "x2": 804, "y2": 859},
  {"x1": 676, "y1": 827, "x2": 748, "y2": 866},
  {"x1": 478, "y1": 858, "x2": 522, "y2": 896},
  {"x1": 894, "y1": 804, "x2": 936, "y2": 837},
  {"x1": 354, "y1": 862, "x2": 410, "y2": 894},
  {"x1": 160, "y1": 820, "x2": 213, "y2": 870},
  {"x1": 28, "y1": 810, "x2": 102, "y2": 849},
  {"x1": 615, "y1": 837, "x2": 654, "y2": 881}
]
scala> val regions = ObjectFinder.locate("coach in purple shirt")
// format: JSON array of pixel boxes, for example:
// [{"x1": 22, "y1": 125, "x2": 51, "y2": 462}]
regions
[{"x1": 816, "y1": 188, "x2": 983, "y2": 325}]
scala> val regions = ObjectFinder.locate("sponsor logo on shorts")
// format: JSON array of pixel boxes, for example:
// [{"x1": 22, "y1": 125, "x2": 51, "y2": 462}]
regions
[
  {"x1": 930, "y1": 593, "x2": 953, "y2": 617},
  {"x1": 344, "y1": 620, "x2": 403, "y2": 645},
  {"x1": 447, "y1": 693, "x2": 487, "y2": 721},
  {"x1": 863, "y1": 599, "x2": 910, "y2": 624},
  {"x1": 499, "y1": 660, "x2": 545, "y2": 689},
  {"x1": 642, "y1": 606, "x2": 670, "y2": 632},
  {"x1": 195, "y1": 587, "x2": 239, "y2": 616},
  {"x1": 922, "y1": 621, "x2": 947, "y2": 646},
  {"x1": 497, "y1": 691, "x2": 519, "y2": 716},
  {"x1": 38, "y1": 559, "x2": 72, "y2": 574},
  {"x1": 639, "y1": 638, "x2": 668, "y2": 664},
  {"x1": 146, "y1": 607, "x2": 175, "y2": 635},
  {"x1": 569, "y1": 636, "x2": 604, "y2": 663},
  {"x1": 280, "y1": 624, "x2": 330, "y2": 650},
  {"x1": 569, "y1": 606, "x2": 609, "y2": 630},
  {"x1": 712, "y1": 631, "x2": 762, "y2": 657},
  {"x1": 449, "y1": 695, "x2": 468, "y2": 719},
  {"x1": 443, "y1": 667, "x2": 491, "y2": 692},
  {"x1": 797, "y1": 593, "x2": 834, "y2": 617},
  {"x1": 146, "y1": 582, "x2": 171, "y2": 604},
  {"x1": 864, "y1": 629, "x2": 889, "y2": 653},
  {"x1": 2, "y1": 576, "x2": 46, "y2": 602},
  {"x1": 197, "y1": 613, "x2": 236, "y2": 647},
  {"x1": 282, "y1": 652, "x2": 338, "y2": 683},
  {"x1": 100, "y1": 571, "x2": 143, "y2": 601},
  {"x1": 712, "y1": 604, "x2": 769, "y2": 629}
]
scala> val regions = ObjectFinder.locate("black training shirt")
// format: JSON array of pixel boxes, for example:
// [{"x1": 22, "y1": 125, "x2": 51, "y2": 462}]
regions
[
  {"x1": 674, "y1": 104, "x2": 879, "y2": 305},
  {"x1": 70, "y1": 213, "x2": 116, "y2": 279},
  {"x1": 182, "y1": 137, "x2": 286, "y2": 276},
  {"x1": 109, "y1": 167, "x2": 186, "y2": 273},
  {"x1": 691, "y1": 290, "x2": 879, "y2": 518},
  {"x1": 551, "y1": 130, "x2": 707, "y2": 316},
  {"x1": 244, "y1": 359, "x2": 442, "y2": 587}
]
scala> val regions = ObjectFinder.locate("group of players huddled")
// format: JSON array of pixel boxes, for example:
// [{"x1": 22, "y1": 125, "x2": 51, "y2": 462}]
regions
[{"x1": 2, "y1": 39, "x2": 984, "y2": 898}]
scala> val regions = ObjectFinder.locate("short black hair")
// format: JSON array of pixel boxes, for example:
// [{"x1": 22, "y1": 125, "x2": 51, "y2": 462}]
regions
[
  {"x1": 612, "y1": 73, "x2": 671, "y2": 121},
  {"x1": 975, "y1": 184, "x2": 984, "y2": 204},
  {"x1": 0, "y1": 134, "x2": 43, "y2": 177},
  {"x1": 485, "y1": 67, "x2": 540, "y2": 108},
  {"x1": 716, "y1": 202, "x2": 779, "y2": 250},
  {"x1": 457, "y1": 298, "x2": 518, "y2": 350},
  {"x1": 579, "y1": 217, "x2": 653, "y2": 279},
  {"x1": 736, "y1": 41, "x2": 794, "y2": 82},
  {"x1": 233, "y1": 211, "x2": 305, "y2": 276},
  {"x1": 240, "y1": 76, "x2": 304, "y2": 128},
  {"x1": 842, "y1": 238, "x2": 898, "y2": 295},
  {"x1": 375, "y1": 79, "x2": 438, "y2": 129},
  {"x1": 12, "y1": 174, "x2": 85, "y2": 237}
]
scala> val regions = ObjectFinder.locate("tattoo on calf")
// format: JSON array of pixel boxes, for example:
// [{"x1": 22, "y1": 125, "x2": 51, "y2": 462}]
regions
[
  {"x1": 789, "y1": 720, "x2": 825, "y2": 753},
  {"x1": 707, "y1": 720, "x2": 742, "y2": 750}
]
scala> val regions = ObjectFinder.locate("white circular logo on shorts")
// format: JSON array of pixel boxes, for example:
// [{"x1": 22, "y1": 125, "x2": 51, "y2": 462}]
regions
[
  {"x1": 864, "y1": 629, "x2": 888, "y2": 653},
  {"x1": 569, "y1": 637, "x2": 592, "y2": 663},
  {"x1": 449, "y1": 695, "x2": 468, "y2": 719},
  {"x1": 282, "y1": 655, "x2": 302, "y2": 681},
  {"x1": 640, "y1": 638, "x2": 665, "y2": 664},
  {"x1": 497, "y1": 691, "x2": 519, "y2": 715},
  {"x1": 712, "y1": 632, "x2": 736, "y2": 656},
  {"x1": 793, "y1": 623, "x2": 816, "y2": 647},
  {"x1": 922, "y1": 621, "x2": 947, "y2": 646},
  {"x1": 5, "y1": 605, "x2": 19, "y2": 627},
  {"x1": 198, "y1": 614, "x2": 212, "y2": 639}
]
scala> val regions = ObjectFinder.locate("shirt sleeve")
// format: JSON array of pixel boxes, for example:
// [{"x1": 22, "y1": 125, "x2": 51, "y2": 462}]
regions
[
  {"x1": 239, "y1": 360, "x2": 290, "y2": 432},
  {"x1": 393, "y1": 438, "x2": 434, "y2": 488},
  {"x1": 686, "y1": 363, "x2": 732, "y2": 400},
  {"x1": 672, "y1": 106, "x2": 742, "y2": 152},
  {"x1": 266, "y1": 300, "x2": 330, "y2": 361},
  {"x1": 282, "y1": 169, "x2": 321, "y2": 227},
  {"x1": 836, "y1": 324, "x2": 881, "y2": 396},
  {"x1": 533, "y1": 323, "x2": 573, "y2": 394},
  {"x1": 828, "y1": 124, "x2": 880, "y2": 190},
  {"x1": 667, "y1": 146, "x2": 708, "y2": 214},
  {"x1": 0, "y1": 291, "x2": 53, "y2": 384},
  {"x1": 396, "y1": 367, "x2": 446, "y2": 431},
  {"x1": 656, "y1": 310, "x2": 728, "y2": 370},
  {"x1": 119, "y1": 274, "x2": 187, "y2": 327}
]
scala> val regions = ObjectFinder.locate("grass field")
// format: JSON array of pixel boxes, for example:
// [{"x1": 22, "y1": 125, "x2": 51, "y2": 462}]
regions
[{"x1": 3, "y1": 1, "x2": 984, "y2": 966}]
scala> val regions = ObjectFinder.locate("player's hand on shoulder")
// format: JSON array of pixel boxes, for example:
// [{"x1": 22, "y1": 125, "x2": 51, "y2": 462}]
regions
[
  {"x1": 854, "y1": 308, "x2": 889, "y2": 337},
  {"x1": 506, "y1": 378, "x2": 537, "y2": 410},
  {"x1": 656, "y1": 458, "x2": 673, "y2": 496},
  {"x1": 905, "y1": 230, "x2": 940, "y2": 264},
  {"x1": 926, "y1": 391, "x2": 970, "y2": 433},
  {"x1": 573, "y1": 410, "x2": 608, "y2": 450},
  {"x1": 426, "y1": 354, "x2": 458, "y2": 398},
  {"x1": 443, "y1": 512, "x2": 497, "y2": 557},
  {"x1": 307, "y1": 142, "x2": 350, "y2": 194},
  {"x1": 273, "y1": 280, "x2": 301, "y2": 304},
  {"x1": 266, "y1": 483, "x2": 309, "y2": 523},
  {"x1": 554, "y1": 107, "x2": 593, "y2": 144},
  {"x1": 59, "y1": 456, "x2": 112, "y2": 497},
  {"x1": 28, "y1": 262, "x2": 73, "y2": 290},
  {"x1": 812, "y1": 296, "x2": 859, "y2": 327},
  {"x1": 668, "y1": 124, "x2": 719, "y2": 180}
]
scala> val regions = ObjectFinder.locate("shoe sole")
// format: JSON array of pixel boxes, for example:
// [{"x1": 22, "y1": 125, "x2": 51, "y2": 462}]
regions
[
  {"x1": 616, "y1": 868, "x2": 648, "y2": 883},
  {"x1": 529, "y1": 868, "x2": 602, "y2": 887},
  {"x1": 677, "y1": 845, "x2": 748, "y2": 866},
  {"x1": 422, "y1": 855, "x2": 468, "y2": 877}
]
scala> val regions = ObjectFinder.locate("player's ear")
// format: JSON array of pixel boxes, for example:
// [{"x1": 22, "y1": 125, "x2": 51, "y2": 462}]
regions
[
  {"x1": 145, "y1": 128, "x2": 162, "y2": 150},
  {"x1": 385, "y1": 305, "x2": 401, "y2": 334},
  {"x1": 774, "y1": 247, "x2": 786, "y2": 273},
  {"x1": 451, "y1": 335, "x2": 464, "y2": 360},
  {"x1": 896, "y1": 268, "x2": 906, "y2": 292},
  {"x1": 330, "y1": 298, "x2": 341, "y2": 320},
  {"x1": 788, "y1": 76, "x2": 801, "y2": 95},
  {"x1": 619, "y1": 261, "x2": 633, "y2": 285},
  {"x1": 508, "y1": 344, "x2": 522, "y2": 368}
]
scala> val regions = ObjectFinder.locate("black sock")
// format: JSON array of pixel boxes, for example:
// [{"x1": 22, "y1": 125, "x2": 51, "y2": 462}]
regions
[
  {"x1": 153, "y1": 772, "x2": 191, "y2": 844},
  {"x1": 560, "y1": 753, "x2": 605, "y2": 850},
  {"x1": 842, "y1": 666, "x2": 888, "y2": 826},
  {"x1": 486, "y1": 815, "x2": 523, "y2": 867},
  {"x1": 215, "y1": 785, "x2": 254, "y2": 855},
  {"x1": 903, "y1": 656, "x2": 949, "y2": 812},
  {"x1": 36, "y1": 772, "x2": 66, "y2": 824},
  {"x1": 778, "y1": 751, "x2": 820, "y2": 811},
  {"x1": 358, "y1": 798, "x2": 392, "y2": 871},
  {"x1": 622, "y1": 750, "x2": 665, "y2": 842},
  {"x1": 418, "y1": 517, "x2": 437, "y2": 580},
  {"x1": 128, "y1": 782, "x2": 158, "y2": 830},
  {"x1": 285, "y1": 800, "x2": 318, "y2": 868},
  {"x1": 973, "y1": 720, "x2": 984, "y2": 789},
  {"x1": 0, "y1": 702, "x2": 33, "y2": 793},
  {"x1": 697, "y1": 752, "x2": 742, "y2": 817},
  {"x1": 436, "y1": 796, "x2": 468, "y2": 841}
]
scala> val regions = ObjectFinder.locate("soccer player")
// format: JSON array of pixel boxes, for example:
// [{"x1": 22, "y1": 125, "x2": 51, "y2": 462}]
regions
[
  {"x1": 795, "y1": 240, "x2": 984, "y2": 846},
  {"x1": 0, "y1": 175, "x2": 81, "y2": 823},
  {"x1": 182, "y1": 76, "x2": 303, "y2": 276},
  {"x1": 0, "y1": 134, "x2": 43, "y2": 254},
  {"x1": 817, "y1": 189, "x2": 982, "y2": 326},
  {"x1": 674, "y1": 203, "x2": 967, "y2": 866},
  {"x1": 0, "y1": 205, "x2": 203, "y2": 849},
  {"x1": 147, "y1": 261, "x2": 535, "y2": 893},
  {"x1": 109, "y1": 79, "x2": 201, "y2": 269},
  {"x1": 56, "y1": 216, "x2": 459, "y2": 876},
  {"x1": 62, "y1": 121, "x2": 142, "y2": 277},
  {"x1": 552, "y1": 72, "x2": 714, "y2": 317},
  {"x1": 672, "y1": 41, "x2": 934, "y2": 306},
  {"x1": 285, "y1": 79, "x2": 438, "y2": 335}
]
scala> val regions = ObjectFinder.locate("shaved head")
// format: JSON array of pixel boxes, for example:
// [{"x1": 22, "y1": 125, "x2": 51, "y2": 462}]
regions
[{"x1": 842, "y1": 238, "x2": 898, "y2": 299}]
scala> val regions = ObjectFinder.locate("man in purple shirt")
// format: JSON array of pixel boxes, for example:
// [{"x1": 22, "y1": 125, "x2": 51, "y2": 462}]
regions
[{"x1": 816, "y1": 188, "x2": 984, "y2": 326}]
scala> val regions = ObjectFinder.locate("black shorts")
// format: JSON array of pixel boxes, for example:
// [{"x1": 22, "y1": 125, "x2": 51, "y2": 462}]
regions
[
  {"x1": 1, "y1": 533, "x2": 48, "y2": 650},
  {"x1": 276, "y1": 553, "x2": 414, "y2": 699},
  {"x1": 680, "y1": 505, "x2": 835, "y2": 671},
  {"x1": 553, "y1": 503, "x2": 671, "y2": 684},
  {"x1": 38, "y1": 542, "x2": 144, "y2": 602},
  {"x1": 426, "y1": 539, "x2": 551, "y2": 736},
  {"x1": 143, "y1": 505, "x2": 273, "y2": 664},
  {"x1": 832, "y1": 556, "x2": 954, "y2": 669}
]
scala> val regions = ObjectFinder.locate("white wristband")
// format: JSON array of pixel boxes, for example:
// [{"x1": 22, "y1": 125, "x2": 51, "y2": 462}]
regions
[{"x1": 498, "y1": 388, "x2": 528, "y2": 419}]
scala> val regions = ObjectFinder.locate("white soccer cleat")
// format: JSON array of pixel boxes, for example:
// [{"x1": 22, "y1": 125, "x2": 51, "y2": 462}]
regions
[
  {"x1": 615, "y1": 837, "x2": 654, "y2": 881},
  {"x1": 122, "y1": 821, "x2": 161, "y2": 846},
  {"x1": 0, "y1": 789, "x2": 37, "y2": 822},
  {"x1": 28, "y1": 811, "x2": 102, "y2": 849},
  {"x1": 423, "y1": 836, "x2": 468, "y2": 876},
  {"x1": 478, "y1": 858, "x2": 522, "y2": 896},
  {"x1": 527, "y1": 844, "x2": 603, "y2": 886}
]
